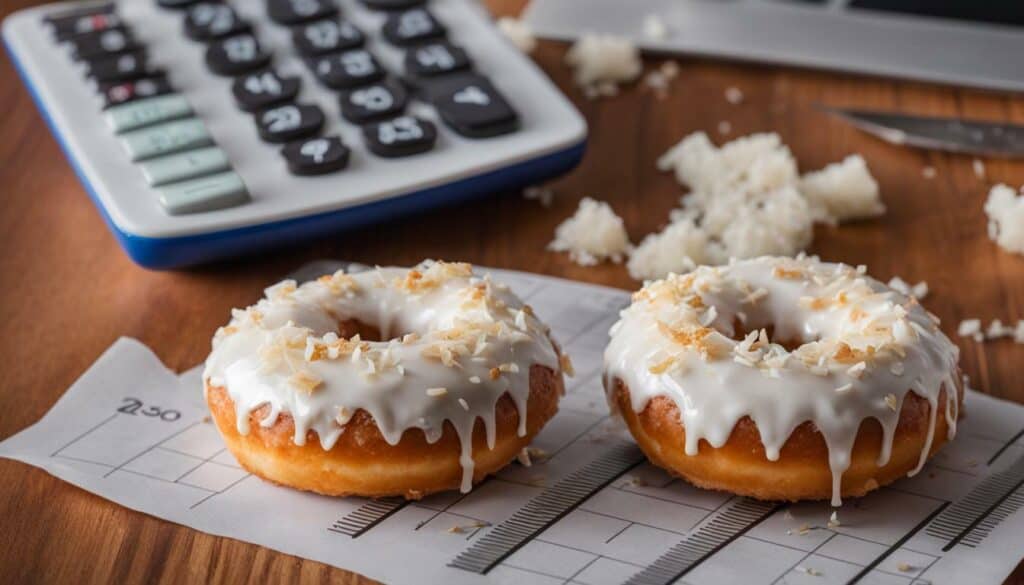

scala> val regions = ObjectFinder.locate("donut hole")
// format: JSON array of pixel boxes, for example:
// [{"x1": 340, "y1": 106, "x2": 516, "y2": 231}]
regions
[
  {"x1": 726, "y1": 318, "x2": 816, "y2": 352},
  {"x1": 335, "y1": 318, "x2": 410, "y2": 343}
]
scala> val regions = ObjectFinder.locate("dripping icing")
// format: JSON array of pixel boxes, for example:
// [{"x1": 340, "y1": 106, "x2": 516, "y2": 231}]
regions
[
  {"x1": 603, "y1": 256, "x2": 961, "y2": 506},
  {"x1": 203, "y1": 261, "x2": 561, "y2": 494}
]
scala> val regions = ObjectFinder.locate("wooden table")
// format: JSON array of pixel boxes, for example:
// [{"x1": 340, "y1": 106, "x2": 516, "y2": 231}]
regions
[{"x1": 2, "y1": 1, "x2": 1023, "y2": 582}]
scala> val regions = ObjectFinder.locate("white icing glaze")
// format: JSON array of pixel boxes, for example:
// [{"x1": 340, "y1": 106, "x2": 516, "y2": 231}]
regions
[
  {"x1": 603, "y1": 256, "x2": 960, "y2": 505},
  {"x1": 203, "y1": 261, "x2": 562, "y2": 493}
]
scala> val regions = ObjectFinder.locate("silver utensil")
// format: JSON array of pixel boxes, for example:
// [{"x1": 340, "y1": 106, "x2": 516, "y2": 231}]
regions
[{"x1": 821, "y1": 107, "x2": 1024, "y2": 158}]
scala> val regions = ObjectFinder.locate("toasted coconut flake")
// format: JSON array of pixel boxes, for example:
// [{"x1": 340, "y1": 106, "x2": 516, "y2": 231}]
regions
[
  {"x1": 560, "y1": 354, "x2": 576, "y2": 377},
  {"x1": 884, "y1": 393, "x2": 898, "y2": 411},
  {"x1": 289, "y1": 370, "x2": 322, "y2": 394}
]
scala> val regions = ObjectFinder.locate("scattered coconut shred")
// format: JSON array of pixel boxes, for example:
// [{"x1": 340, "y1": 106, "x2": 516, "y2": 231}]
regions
[
  {"x1": 565, "y1": 34, "x2": 642, "y2": 99},
  {"x1": 548, "y1": 197, "x2": 632, "y2": 265},
  {"x1": 496, "y1": 17, "x2": 536, "y2": 53},
  {"x1": 625, "y1": 132, "x2": 884, "y2": 280},
  {"x1": 984, "y1": 183, "x2": 1024, "y2": 256}
]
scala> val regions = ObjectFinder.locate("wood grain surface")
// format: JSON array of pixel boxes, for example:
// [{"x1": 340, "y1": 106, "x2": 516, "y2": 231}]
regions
[{"x1": 1, "y1": 0, "x2": 1023, "y2": 583}]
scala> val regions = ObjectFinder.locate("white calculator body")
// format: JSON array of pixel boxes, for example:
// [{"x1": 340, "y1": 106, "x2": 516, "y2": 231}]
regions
[{"x1": 3, "y1": 0, "x2": 586, "y2": 268}]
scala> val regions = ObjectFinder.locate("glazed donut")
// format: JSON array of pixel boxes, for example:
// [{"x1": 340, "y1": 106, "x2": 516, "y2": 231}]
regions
[
  {"x1": 203, "y1": 261, "x2": 568, "y2": 499},
  {"x1": 604, "y1": 256, "x2": 962, "y2": 505}
]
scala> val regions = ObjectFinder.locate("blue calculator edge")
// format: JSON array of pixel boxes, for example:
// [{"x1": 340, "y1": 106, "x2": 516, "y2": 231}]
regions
[{"x1": 4, "y1": 26, "x2": 586, "y2": 270}]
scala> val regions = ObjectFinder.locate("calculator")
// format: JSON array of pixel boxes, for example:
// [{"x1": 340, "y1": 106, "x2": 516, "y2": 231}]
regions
[{"x1": 3, "y1": 0, "x2": 587, "y2": 269}]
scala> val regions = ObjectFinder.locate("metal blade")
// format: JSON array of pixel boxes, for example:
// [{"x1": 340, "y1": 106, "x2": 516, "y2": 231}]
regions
[{"x1": 821, "y1": 107, "x2": 1024, "y2": 158}]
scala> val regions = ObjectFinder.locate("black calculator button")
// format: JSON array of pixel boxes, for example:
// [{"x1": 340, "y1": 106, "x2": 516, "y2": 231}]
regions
[
  {"x1": 185, "y1": 3, "x2": 251, "y2": 41},
  {"x1": 307, "y1": 49, "x2": 384, "y2": 89},
  {"x1": 404, "y1": 42, "x2": 470, "y2": 79},
  {"x1": 157, "y1": 0, "x2": 204, "y2": 8},
  {"x1": 360, "y1": 0, "x2": 424, "y2": 11},
  {"x1": 381, "y1": 9, "x2": 445, "y2": 46},
  {"x1": 427, "y1": 74, "x2": 518, "y2": 138},
  {"x1": 51, "y1": 11, "x2": 122, "y2": 41},
  {"x1": 267, "y1": 0, "x2": 338, "y2": 25},
  {"x1": 232, "y1": 69, "x2": 301, "y2": 112},
  {"x1": 339, "y1": 80, "x2": 407, "y2": 124},
  {"x1": 292, "y1": 19, "x2": 364, "y2": 56},
  {"x1": 282, "y1": 136, "x2": 350, "y2": 175},
  {"x1": 256, "y1": 103, "x2": 325, "y2": 143},
  {"x1": 69, "y1": 27, "x2": 138, "y2": 61},
  {"x1": 363, "y1": 115, "x2": 436, "y2": 157},
  {"x1": 101, "y1": 76, "x2": 174, "y2": 108},
  {"x1": 87, "y1": 50, "x2": 158, "y2": 84},
  {"x1": 205, "y1": 34, "x2": 272, "y2": 76}
]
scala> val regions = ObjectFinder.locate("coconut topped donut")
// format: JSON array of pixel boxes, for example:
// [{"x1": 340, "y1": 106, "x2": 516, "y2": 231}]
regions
[
  {"x1": 605, "y1": 255, "x2": 961, "y2": 505},
  {"x1": 204, "y1": 261, "x2": 567, "y2": 494}
]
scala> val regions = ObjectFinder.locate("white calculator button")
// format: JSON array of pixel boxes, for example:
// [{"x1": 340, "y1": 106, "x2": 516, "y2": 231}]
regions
[
  {"x1": 139, "y1": 146, "x2": 230, "y2": 186},
  {"x1": 120, "y1": 118, "x2": 213, "y2": 161},
  {"x1": 105, "y1": 94, "x2": 193, "y2": 133},
  {"x1": 157, "y1": 171, "x2": 249, "y2": 215}
]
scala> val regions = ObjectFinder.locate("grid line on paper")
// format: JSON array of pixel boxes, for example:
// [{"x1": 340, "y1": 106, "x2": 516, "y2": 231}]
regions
[
  {"x1": 448, "y1": 442, "x2": 645, "y2": 574},
  {"x1": 102, "y1": 421, "x2": 202, "y2": 478},
  {"x1": 621, "y1": 498, "x2": 781, "y2": 585},
  {"x1": 329, "y1": 497, "x2": 408, "y2": 538},
  {"x1": 51, "y1": 413, "x2": 118, "y2": 457},
  {"x1": 847, "y1": 500, "x2": 950, "y2": 584},
  {"x1": 987, "y1": 426, "x2": 1024, "y2": 465},
  {"x1": 925, "y1": 452, "x2": 1024, "y2": 551}
]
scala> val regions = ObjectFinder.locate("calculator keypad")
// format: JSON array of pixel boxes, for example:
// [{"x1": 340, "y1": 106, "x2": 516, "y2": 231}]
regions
[{"x1": 40, "y1": 0, "x2": 524, "y2": 216}]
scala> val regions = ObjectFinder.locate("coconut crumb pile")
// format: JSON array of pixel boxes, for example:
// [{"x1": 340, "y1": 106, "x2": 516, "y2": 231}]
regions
[
  {"x1": 565, "y1": 34, "x2": 642, "y2": 99},
  {"x1": 801, "y1": 155, "x2": 884, "y2": 224},
  {"x1": 496, "y1": 17, "x2": 536, "y2": 53},
  {"x1": 548, "y1": 197, "x2": 632, "y2": 265},
  {"x1": 547, "y1": 133, "x2": 886, "y2": 278},
  {"x1": 984, "y1": 183, "x2": 1024, "y2": 256},
  {"x1": 626, "y1": 132, "x2": 884, "y2": 280}
]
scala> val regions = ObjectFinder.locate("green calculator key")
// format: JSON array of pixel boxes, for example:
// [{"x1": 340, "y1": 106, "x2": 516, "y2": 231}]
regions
[
  {"x1": 140, "y1": 147, "x2": 230, "y2": 186},
  {"x1": 104, "y1": 94, "x2": 193, "y2": 133},
  {"x1": 120, "y1": 118, "x2": 212, "y2": 161}
]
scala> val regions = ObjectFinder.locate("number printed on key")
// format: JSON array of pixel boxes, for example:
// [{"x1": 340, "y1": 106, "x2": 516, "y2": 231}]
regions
[
  {"x1": 308, "y1": 49, "x2": 384, "y2": 89},
  {"x1": 382, "y1": 8, "x2": 444, "y2": 46},
  {"x1": 404, "y1": 41, "x2": 470, "y2": 78},
  {"x1": 255, "y1": 103, "x2": 324, "y2": 143},
  {"x1": 232, "y1": 69, "x2": 300, "y2": 111},
  {"x1": 206, "y1": 34, "x2": 271, "y2": 75},
  {"x1": 340, "y1": 81, "x2": 407, "y2": 123},
  {"x1": 363, "y1": 115, "x2": 436, "y2": 157},
  {"x1": 292, "y1": 19, "x2": 363, "y2": 55},
  {"x1": 185, "y1": 3, "x2": 249, "y2": 40},
  {"x1": 281, "y1": 135, "x2": 350, "y2": 175}
]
